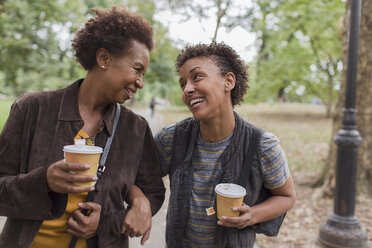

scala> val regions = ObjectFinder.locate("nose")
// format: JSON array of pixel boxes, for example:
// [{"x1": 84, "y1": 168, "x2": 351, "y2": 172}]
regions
[
  {"x1": 136, "y1": 76, "x2": 144, "y2": 89},
  {"x1": 183, "y1": 81, "x2": 194, "y2": 95}
]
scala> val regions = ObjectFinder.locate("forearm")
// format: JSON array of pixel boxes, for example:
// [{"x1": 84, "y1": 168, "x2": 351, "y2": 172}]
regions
[
  {"x1": 251, "y1": 194, "x2": 295, "y2": 225},
  {"x1": 126, "y1": 183, "x2": 165, "y2": 216},
  {"x1": 251, "y1": 176, "x2": 296, "y2": 225},
  {"x1": 126, "y1": 185, "x2": 149, "y2": 206},
  {"x1": 0, "y1": 166, "x2": 67, "y2": 219}
]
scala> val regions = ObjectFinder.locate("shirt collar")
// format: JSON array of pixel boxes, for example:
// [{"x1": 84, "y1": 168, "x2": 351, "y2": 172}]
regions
[{"x1": 58, "y1": 79, "x2": 117, "y2": 136}]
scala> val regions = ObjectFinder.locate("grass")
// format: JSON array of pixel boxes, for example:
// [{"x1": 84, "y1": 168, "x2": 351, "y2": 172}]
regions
[{"x1": 158, "y1": 102, "x2": 332, "y2": 174}]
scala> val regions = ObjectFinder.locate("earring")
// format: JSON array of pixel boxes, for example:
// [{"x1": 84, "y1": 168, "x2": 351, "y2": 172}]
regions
[
  {"x1": 101, "y1": 65, "x2": 105, "y2": 69},
  {"x1": 225, "y1": 86, "x2": 229, "y2": 91}
]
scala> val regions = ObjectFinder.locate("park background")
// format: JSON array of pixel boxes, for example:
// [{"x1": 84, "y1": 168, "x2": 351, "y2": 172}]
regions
[{"x1": 0, "y1": 0, "x2": 371, "y2": 247}]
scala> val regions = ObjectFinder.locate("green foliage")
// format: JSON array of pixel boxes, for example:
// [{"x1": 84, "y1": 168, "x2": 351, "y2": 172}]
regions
[
  {"x1": 0, "y1": 0, "x2": 88, "y2": 95},
  {"x1": 246, "y1": 0, "x2": 345, "y2": 111},
  {"x1": 0, "y1": 0, "x2": 347, "y2": 109},
  {"x1": 0, "y1": 0, "x2": 179, "y2": 106}
]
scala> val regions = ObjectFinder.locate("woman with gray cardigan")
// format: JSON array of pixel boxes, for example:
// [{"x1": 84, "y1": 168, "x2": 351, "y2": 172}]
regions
[{"x1": 154, "y1": 42, "x2": 296, "y2": 247}]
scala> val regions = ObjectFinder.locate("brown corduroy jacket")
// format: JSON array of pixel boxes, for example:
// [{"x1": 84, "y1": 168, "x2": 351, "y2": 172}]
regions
[{"x1": 0, "y1": 79, "x2": 165, "y2": 247}]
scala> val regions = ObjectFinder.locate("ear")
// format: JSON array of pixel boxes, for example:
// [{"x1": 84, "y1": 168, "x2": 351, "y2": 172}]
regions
[
  {"x1": 224, "y1": 72, "x2": 236, "y2": 92},
  {"x1": 96, "y1": 48, "x2": 110, "y2": 69}
]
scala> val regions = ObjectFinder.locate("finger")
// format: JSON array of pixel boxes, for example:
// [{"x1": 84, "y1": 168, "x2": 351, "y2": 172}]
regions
[
  {"x1": 69, "y1": 174, "x2": 98, "y2": 183},
  {"x1": 217, "y1": 220, "x2": 239, "y2": 228},
  {"x1": 59, "y1": 162, "x2": 91, "y2": 172},
  {"x1": 78, "y1": 202, "x2": 101, "y2": 212},
  {"x1": 232, "y1": 204, "x2": 250, "y2": 213},
  {"x1": 129, "y1": 230, "x2": 136, "y2": 238},
  {"x1": 67, "y1": 227, "x2": 81, "y2": 238},
  {"x1": 71, "y1": 209, "x2": 86, "y2": 225},
  {"x1": 65, "y1": 185, "x2": 95, "y2": 194},
  {"x1": 50, "y1": 179, "x2": 93, "y2": 194},
  {"x1": 123, "y1": 224, "x2": 132, "y2": 236},
  {"x1": 141, "y1": 229, "x2": 151, "y2": 245},
  {"x1": 53, "y1": 169, "x2": 96, "y2": 187},
  {"x1": 78, "y1": 202, "x2": 101, "y2": 217},
  {"x1": 221, "y1": 215, "x2": 246, "y2": 224},
  {"x1": 121, "y1": 225, "x2": 126, "y2": 234},
  {"x1": 67, "y1": 215, "x2": 81, "y2": 234}
]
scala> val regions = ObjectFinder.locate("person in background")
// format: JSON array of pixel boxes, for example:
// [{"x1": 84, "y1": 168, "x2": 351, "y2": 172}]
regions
[
  {"x1": 154, "y1": 42, "x2": 296, "y2": 247},
  {"x1": 0, "y1": 6, "x2": 165, "y2": 248},
  {"x1": 149, "y1": 97, "x2": 156, "y2": 117}
]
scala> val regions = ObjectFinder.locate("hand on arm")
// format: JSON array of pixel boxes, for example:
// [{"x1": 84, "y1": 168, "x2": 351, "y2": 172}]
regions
[
  {"x1": 122, "y1": 185, "x2": 152, "y2": 245},
  {"x1": 218, "y1": 175, "x2": 296, "y2": 229},
  {"x1": 46, "y1": 159, "x2": 97, "y2": 194}
]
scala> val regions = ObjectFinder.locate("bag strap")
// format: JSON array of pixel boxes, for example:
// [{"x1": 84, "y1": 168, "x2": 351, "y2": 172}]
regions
[
  {"x1": 95, "y1": 103, "x2": 121, "y2": 180},
  {"x1": 69, "y1": 103, "x2": 121, "y2": 248},
  {"x1": 237, "y1": 126, "x2": 263, "y2": 187}
]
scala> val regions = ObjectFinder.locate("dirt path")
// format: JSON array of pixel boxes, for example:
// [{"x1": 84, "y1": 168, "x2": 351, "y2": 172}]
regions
[{"x1": 255, "y1": 170, "x2": 372, "y2": 248}]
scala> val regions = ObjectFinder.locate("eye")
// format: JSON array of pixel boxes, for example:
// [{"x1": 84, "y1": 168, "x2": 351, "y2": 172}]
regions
[
  {"x1": 193, "y1": 73, "x2": 203, "y2": 81},
  {"x1": 180, "y1": 82, "x2": 186, "y2": 90},
  {"x1": 134, "y1": 68, "x2": 142, "y2": 74}
]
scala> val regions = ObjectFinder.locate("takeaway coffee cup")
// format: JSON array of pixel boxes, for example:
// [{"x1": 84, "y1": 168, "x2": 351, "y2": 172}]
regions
[
  {"x1": 63, "y1": 144, "x2": 103, "y2": 187},
  {"x1": 214, "y1": 183, "x2": 246, "y2": 220}
]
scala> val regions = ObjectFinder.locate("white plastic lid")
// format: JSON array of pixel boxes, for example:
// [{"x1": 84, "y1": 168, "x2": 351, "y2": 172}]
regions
[
  {"x1": 63, "y1": 145, "x2": 103, "y2": 154},
  {"x1": 214, "y1": 183, "x2": 246, "y2": 198}
]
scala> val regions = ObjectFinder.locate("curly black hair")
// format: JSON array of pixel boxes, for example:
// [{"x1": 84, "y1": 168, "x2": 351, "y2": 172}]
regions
[
  {"x1": 72, "y1": 6, "x2": 153, "y2": 70},
  {"x1": 175, "y1": 42, "x2": 249, "y2": 106}
]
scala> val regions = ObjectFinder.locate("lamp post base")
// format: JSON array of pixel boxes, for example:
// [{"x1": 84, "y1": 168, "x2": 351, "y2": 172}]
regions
[{"x1": 318, "y1": 213, "x2": 368, "y2": 248}]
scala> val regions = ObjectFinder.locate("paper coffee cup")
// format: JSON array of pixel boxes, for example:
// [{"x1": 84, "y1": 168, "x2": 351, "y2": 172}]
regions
[
  {"x1": 215, "y1": 183, "x2": 246, "y2": 220},
  {"x1": 63, "y1": 145, "x2": 103, "y2": 187}
]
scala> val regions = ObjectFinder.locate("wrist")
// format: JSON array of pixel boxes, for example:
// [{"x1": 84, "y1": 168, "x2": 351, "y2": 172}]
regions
[{"x1": 250, "y1": 206, "x2": 258, "y2": 225}]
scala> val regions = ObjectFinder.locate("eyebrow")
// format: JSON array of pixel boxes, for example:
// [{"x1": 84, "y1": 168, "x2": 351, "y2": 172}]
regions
[
  {"x1": 134, "y1": 62, "x2": 145, "y2": 70},
  {"x1": 189, "y1": 66, "x2": 201, "y2": 73},
  {"x1": 179, "y1": 66, "x2": 202, "y2": 83}
]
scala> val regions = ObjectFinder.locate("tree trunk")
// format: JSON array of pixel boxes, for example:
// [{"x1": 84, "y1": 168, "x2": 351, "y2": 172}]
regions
[{"x1": 318, "y1": 0, "x2": 372, "y2": 196}]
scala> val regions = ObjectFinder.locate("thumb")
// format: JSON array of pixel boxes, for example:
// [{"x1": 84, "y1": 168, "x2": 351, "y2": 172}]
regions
[
  {"x1": 121, "y1": 223, "x2": 127, "y2": 234},
  {"x1": 78, "y1": 202, "x2": 101, "y2": 213},
  {"x1": 141, "y1": 229, "x2": 151, "y2": 245}
]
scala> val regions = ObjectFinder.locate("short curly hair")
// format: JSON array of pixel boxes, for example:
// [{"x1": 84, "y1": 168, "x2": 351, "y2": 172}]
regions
[
  {"x1": 175, "y1": 42, "x2": 249, "y2": 106},
  {"x1": 72, "y1": 6, "x2": 153, "y2": 70}
]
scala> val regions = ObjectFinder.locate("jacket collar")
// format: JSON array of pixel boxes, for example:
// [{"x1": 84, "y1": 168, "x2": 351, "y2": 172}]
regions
[{"x1": 58, "y1": 79, "x2": 116, "y2": 136}]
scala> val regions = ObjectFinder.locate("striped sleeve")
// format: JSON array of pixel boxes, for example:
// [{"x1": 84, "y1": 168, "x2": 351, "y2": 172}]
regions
[
  {"x1": 154, "y1": 124, "x2": 176, "y2": 177},
  {"x1": 260, "y1": 131, "x2": 290, "y2": 189}
]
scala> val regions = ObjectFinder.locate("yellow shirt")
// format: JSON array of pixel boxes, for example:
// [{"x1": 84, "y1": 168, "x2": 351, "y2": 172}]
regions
[{"x1": 32, "y1": 130, "x2": 93, "y2": 248}]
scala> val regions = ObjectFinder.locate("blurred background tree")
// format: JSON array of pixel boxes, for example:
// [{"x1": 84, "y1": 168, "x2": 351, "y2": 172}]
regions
[
  {"x1": 0, "y1": 0, "x2": 87, "y2": 95},
  {"x1": 316, "y1": 0, "x2": 372, "y2": 196},
  {"x1": 0, "y1": 0, "x2": 346, "y2": 111},
  {"x1": 242, "y1": 0, "x2": 345, "y2": 117},
  {"x1": 2, "y1": 0, "x2": 372, "y2": 198},
  {"x1": 0, "y1": 0, "x2": 179, "y2": 104},
  {"x1": 161, "y1": 0, "x2": 345, "y2": 116}
]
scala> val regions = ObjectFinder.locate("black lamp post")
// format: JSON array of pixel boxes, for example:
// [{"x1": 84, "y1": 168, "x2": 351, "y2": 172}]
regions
[{"x1": 318, "y1": 0, "x2": 368, "y2": 247}]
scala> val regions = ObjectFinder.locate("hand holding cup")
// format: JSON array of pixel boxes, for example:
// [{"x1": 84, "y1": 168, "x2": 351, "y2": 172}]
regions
[
  {"x1": 47, "y1": 144, "x2": 102, "y2": 194},
  {"x1": 46, "y1": 159, "x2": 97, "y2": 194}
]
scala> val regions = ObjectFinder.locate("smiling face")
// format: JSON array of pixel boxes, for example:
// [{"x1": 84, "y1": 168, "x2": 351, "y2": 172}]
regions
[
  {"x1": 179, "y1": 56, "x2": 235, "y2": 121},
  {"x1": 99, "y1": 39, "x2": 150, "y2": 104}
]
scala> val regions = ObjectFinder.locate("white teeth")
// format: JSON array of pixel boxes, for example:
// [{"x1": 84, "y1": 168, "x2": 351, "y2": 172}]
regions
[
  {"x1": 125, "y1": 88, "x2": 134, "y2": 96},
  {"x1": 190, "y1": 98, "x2": 205, "y2": 106}
]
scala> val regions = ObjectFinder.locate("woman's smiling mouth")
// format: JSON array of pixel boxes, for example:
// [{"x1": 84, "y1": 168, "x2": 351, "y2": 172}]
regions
[
  {"x1": 124, "y1": 87, "x2": 135, "y2": 99},
  {"x1": 190, "y1": 97, "x2": 205, "y2": 107}
]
